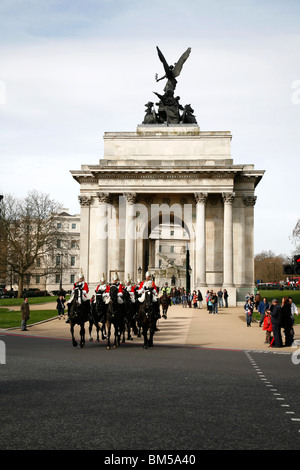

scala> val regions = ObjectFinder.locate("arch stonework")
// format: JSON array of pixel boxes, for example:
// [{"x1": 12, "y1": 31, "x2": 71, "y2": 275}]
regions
[{"x1": 71, "y1": 124, "x2": 264, "y2": 306}]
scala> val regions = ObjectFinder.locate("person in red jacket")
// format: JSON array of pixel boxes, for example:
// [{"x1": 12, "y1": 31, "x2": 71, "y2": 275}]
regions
[{"x1": 262, "y1": 310, "x2": 273, "y2": 345}]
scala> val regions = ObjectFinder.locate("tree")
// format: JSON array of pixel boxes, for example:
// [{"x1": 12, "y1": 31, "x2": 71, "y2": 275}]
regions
[
  {"x1": 254, "y1": 250, "x2": 287, "y2": 283},
  {"x1": 0, "y1": 191, "x2": 65, "y2": 297}
]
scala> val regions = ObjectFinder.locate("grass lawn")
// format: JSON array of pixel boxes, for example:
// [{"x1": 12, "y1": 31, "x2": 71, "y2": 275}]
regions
[
  {"x1": 253, "y1": 290, "x2": 300, "y2": 325},
  {"x1": 0, "y1": 296, "x2": 66, "y2": 329},
  {"x1": 0, "y1": 308, "x2": 58, "y2": 329}
]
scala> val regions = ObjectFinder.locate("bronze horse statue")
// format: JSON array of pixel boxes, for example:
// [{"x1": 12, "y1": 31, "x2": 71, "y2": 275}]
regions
[
  {"x1": 137, "y1": 288, "x2": 158, "y2": 349},
  {"x1": 105, "y1": 284, "x2": 125, "y2": 349},
  {"x1": 68, "y1": 286, "x2": 90, "y2": 348}
]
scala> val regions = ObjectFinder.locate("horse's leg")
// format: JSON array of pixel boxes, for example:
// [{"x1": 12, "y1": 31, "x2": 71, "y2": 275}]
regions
[
  {"x1": 88, "y1": 320, "x2": 93, "y2": 342},
  {"x1": 79, "y1": 323, "x2": 85, "y2": 348},
  {"x1": 96, "y1": 323, "x2": 100, "y2": 342},
  {"x1": 70, "y1": 322, "x2": 77, "y2": 347},
  {"x1": 106, "y1": 321, "x2": 111, "y2": 349},
  {"x1": 142, "y1": 326, "x2": 148, "y2": 349}
]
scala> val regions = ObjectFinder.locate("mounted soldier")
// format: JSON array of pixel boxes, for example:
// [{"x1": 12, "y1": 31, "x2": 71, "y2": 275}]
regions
[{"x1": 137, "y1": 271, "x2": 160, "y2": 321}]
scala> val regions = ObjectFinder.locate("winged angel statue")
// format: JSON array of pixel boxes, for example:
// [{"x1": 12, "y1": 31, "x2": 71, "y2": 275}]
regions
[
  {"x1": 142, "y1": 46, "x2": 197, "y2": 125},
  {"x1": 155, "y1": 46, "x2": 191, "y2": 93}
]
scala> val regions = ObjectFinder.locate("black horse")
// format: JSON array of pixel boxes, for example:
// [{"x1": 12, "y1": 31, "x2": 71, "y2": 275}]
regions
[
  {"x1": 122, "y1": 288, "x2": 139, "y2": 341},
  {"x1": 137, "y1": 288, "x2": 158, "y2": 349},
  {"x1": 105, "y1": 285, "x2": 125, "y2": 349},
  {"x1": 68, "y1": 287, "x2": 90, "y2": 348},
  {"x1": 160, "y1": 292, "x2": 170, "y2": 319},
  {"x1": 88, "y1": 292, "x2": 107, "y2": 343}
]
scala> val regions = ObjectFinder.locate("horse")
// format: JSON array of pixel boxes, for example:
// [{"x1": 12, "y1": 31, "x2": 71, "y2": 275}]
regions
[
  {"x1": 105, "y1": 285, "x2": 125, "y2": 349},
  {"x1": 137, "y1": 288, "x2": 158, "y2": 349},
  {"x1": 122, "y1": 288, "x2": 139, "y2": 341},
  {"x1": 160, "y1": 292, "x2": 170, "y2": 319},
  {"x1": 68, "y1": 287, "x2": 90, "y2": 348},
  {"x1": 88, "y1": 293, "x2": 107, "y2": 343}
]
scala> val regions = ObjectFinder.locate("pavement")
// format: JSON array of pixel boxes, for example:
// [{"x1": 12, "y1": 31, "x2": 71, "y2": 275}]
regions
[{"x1": 1, "y1": 301, "x2": 300, "y2": 352}]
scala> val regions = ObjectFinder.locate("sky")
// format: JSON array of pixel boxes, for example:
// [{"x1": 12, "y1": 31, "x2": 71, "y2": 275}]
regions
[{"x1": 0, "y1": 0, "x2": 300, "y2": 257}]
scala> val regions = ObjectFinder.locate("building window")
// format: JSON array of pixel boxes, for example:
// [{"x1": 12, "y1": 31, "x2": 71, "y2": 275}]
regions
[
  {"x1": 71, "y1": 223, "x2": 76, "y2": 229},
  {"x1": 70, "y1": 274, "x2": 75, "y2": 284},
  {"x1": 170, "y1": 246, "x2": 174, "y2": 253},
  {"x1": 36, "y1": 275, "x2": 40, "y2": 284},
  {"x1": 36, "y1": 258, "x2": 41, "y2": 267},
  {"x1": 57, "y1": 239, "x2": 61, "y2": 248},
  {"x1": 55, "y1": 274, "x2": 60, "y2": 284},
  {"x1": 71, "y1": 256, "x2": 75, "y2": 267},
  {"x1": 71, "y1": 240, "x2": 76, "y2": 249},
  {"x1": 56, "y1": 255, "x2": 61, "y2": 266},
  {"x1": 57, "y1": 223, "x2": 62, "y2": 229}
]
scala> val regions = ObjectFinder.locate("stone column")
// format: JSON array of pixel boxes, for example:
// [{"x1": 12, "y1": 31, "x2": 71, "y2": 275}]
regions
[
  {"x1": 194, "y1": 192, "x2": 208, "y2": 287},
  {"x1": 222, "y1": 192, "x2": 235, "y2": 286},
  {"x1": 243, "y1": 195, "x2": 257, "y2": 286},
  {"x1": 124, "y1": 193, "x2": 136, "y2": 281},
  {"x1": 78, "y1": 195, "x2": 91, "y2": 282},
  {"x1": 96, "y1": 192, "x2": 111, "y2": 281}
]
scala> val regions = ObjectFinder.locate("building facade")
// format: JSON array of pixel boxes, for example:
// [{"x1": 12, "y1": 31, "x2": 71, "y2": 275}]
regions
[{"x1": 71, "y1": 124, "x2": 264, "y2": 306}]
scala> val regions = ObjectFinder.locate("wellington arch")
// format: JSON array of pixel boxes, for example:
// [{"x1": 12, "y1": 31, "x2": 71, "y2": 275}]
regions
[{"x1": 71, "y1": 47, "x2": 265, "y2": 306}]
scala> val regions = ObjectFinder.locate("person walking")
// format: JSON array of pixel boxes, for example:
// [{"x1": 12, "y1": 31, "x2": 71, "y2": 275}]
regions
[
  {"x1": 223, "y1": 289, "x2": 228, "y2": 308},
  {"x1": 289, "y1": 296, "x2": 299, "y2": 342},
  {"x1": 212, "y1": 292, "x2": 218, "y2": 314},
  {"x1": 281, "y1": 296, "x2": 293, "y2": 347},
  {"x1": 56, "y1": 294, "x2": 66, "y2": 320},
  {"x1": 197, "y1": 290, "x2": 203, "y2": 309},
  {"x1": 217, "y1": 288, "x2": 223, "y2": 308},
  {"x1": 258, "y1": 297, "x2": 269, "y2": 327},
  {"x1": 262, "y1": 309, "x2": 273, "y2": 344},
  {"x1": 269, "y1": 298, "x2": 282, "y2": 347},
  {"x1": 21, "y1": 297, "x2": 30, "y2": 331},
  {"x1": 244, "y1": 298, "x2": 254, "y2": 326}
]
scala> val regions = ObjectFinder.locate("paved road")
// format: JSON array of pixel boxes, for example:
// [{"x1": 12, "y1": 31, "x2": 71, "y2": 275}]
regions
[{"x1": 0, "y1": 333, "x2": 299, "y2": 451}]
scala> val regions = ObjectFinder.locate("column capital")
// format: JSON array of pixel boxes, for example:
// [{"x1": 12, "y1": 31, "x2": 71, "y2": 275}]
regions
[
  {"x1": 124, "y1": 192, "x2": 137, "y2": 204},
  {"x1": 222, "y1": 192, "x2": 235, "y2": 204},
  {"x1": 194, "y1": 192, "x2": 208, "y2": 204},
  {"x1": 97, "y1": 192, "x2": 111, "y2": 204},
  {"x1": 243, "y1": 195, "x2": 257, "y2": 207},
  {"x1": 78, "y1": 195, "x2": 91, "y2": 207}
]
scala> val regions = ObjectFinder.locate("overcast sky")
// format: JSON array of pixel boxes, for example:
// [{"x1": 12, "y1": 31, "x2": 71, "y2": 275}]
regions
[{"x1": 0, "y1": 0, "x2": 299, "y2": 257}]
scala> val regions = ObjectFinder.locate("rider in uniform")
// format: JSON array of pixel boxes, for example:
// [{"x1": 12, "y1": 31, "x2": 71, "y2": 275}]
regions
[
  {"x1": 138, "y1": 271, "x2": 160, "y2": 320},
  {"x1": 105, "y1": 272, "x2": 124, "y2": 304},
  {"x1": 69, "y1": 270, "x2": 89, "y2": 305},
  {"x1": 124, "y1": 275, "x2": 136, "y2": 304},
  {"x1": 161, "y1": 281, "x2": 171, "y2": 318}
]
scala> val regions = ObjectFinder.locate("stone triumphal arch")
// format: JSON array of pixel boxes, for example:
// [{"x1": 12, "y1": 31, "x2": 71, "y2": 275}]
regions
[
  {"x1": 71, "y1": 124, "x2": 264, "y2": 305},
  {"x1": 71, "y1": 46, "x2": 264, "y2": 306}
]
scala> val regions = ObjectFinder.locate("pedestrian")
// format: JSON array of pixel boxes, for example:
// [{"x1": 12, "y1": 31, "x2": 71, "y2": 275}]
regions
[
  {"x1": 182, "y1": 291, "x2": 187, "y2": 308},
  {"x1": 281, "y1": 296, "x2": 293, "y2": 347},
  {"x1": 217, "y1": 288, "x2": 223, "y2": 308},
  {"x1": 262, "y1": 310, "x2": 273, "y2": 344},
  {"x1": 269, "y1": 298, "x2": 282, "y2": 347},
  {"x1": 212, "y1": 292, "x2": 218, "y2": 314},
  {"x1": 197, "y1": 290, "x2": 203, "y2": 309},
  {"x1": 244, "y1": 298, "x2": 254, "y2": 326},
  {"x1": 21, "y1": 297, "x2": 30, "y2": 331},
  {"x1": 56, "y1": 294, "x2": 65, "y2": 320},
  {"x1": 255, "y1": 291, "x2": 262, "y2": 310},
  {"x1": 193, "y1": 291, "x2": 198, "y2": 308},
  {"x1": 207, "y1": 292, "x2": 213, "y2": 314},
  {"x1": 223, "y1": 289, "x2": 228, "y2": 308},
  {"x1": 258, "y1": 297, "x2": 269, "y2": 327},
  {"x1": 288, "y1": 296, "x2": 298, "y2": 342}
]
